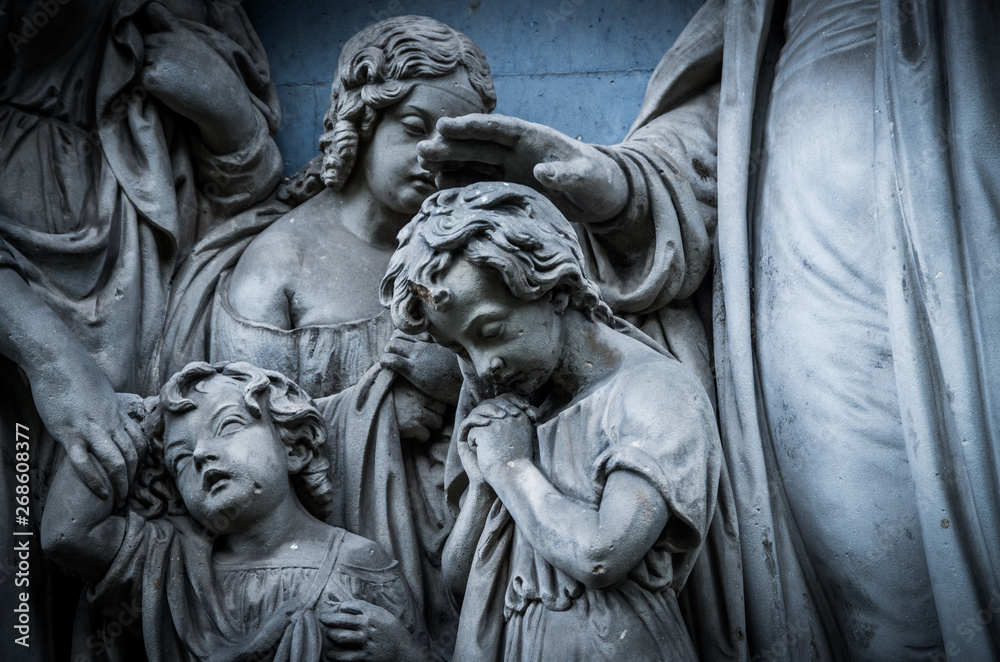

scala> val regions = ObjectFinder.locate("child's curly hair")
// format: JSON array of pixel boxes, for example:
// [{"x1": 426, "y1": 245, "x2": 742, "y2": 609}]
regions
[
  {"x1": 130, "y1": 362, "x2": 335, "y2": 521},
  {"x1": 380, "y1": 182, "x2": 614, "y2": 335}
]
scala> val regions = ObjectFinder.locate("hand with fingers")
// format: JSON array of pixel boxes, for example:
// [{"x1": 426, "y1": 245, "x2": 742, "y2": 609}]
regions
[
  {"x1": 141, "y1": 1, "x2": 256, "y2": 153},
  {"x1": 318, "y1": 600, "x2": 435, "y2": 662},
  {"x1": 417, "y1": 113, "x2": 629, "y2": 224},
  {"x1": 457, "y1": 393, "x2": 539, "y2": 485},
  {"x1": 30, "y1": 350, "x2": 145, "y2": 509},
  {"x1": 392, "y1": 380, "x2": 448, "y2": 442},
  {"x1": 381, "y1": 331, "x2": 463, "y2": 405}
]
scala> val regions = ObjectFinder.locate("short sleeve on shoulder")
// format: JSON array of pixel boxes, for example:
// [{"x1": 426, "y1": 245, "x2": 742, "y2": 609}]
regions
[{"x1": 592, "y1": 361, "x2": 720, "y2": 554}]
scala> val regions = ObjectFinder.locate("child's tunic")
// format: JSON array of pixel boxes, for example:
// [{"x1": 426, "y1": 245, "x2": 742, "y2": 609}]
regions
[
  {"x1": 455, "y1": 352, "x2": 721, "y2": 661},
  {"x1": 86, "y1": 513, "x2": 422, "y2": 662}
]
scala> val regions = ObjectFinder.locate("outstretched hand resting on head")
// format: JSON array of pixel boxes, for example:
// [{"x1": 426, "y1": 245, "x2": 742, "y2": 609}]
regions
[{"x1": 418, "y1": 114, "x2": 629, "y2": 224}]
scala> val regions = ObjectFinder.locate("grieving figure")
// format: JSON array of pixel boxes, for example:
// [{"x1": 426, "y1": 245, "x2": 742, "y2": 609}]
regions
[
  {"x1": 381, "y1": 182, "x2": 722, "y2": 661},
  {"x1": 41, "y1": 362, "x2": 434, "y2": 662}
]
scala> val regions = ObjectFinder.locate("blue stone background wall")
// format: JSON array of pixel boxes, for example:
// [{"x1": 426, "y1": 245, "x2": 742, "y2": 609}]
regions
[{"x1": 243, "y1": 0, "x2": 702, "y2": 176}]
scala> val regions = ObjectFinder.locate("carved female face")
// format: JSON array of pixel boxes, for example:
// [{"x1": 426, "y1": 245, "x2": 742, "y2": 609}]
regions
[
  {"x1": 357, "y1": 70, "x2": 487, "y2": 215},
  {"x1": 162, "y1": 375, "x2": 299, "y2": 533},
  {"x1": 422, "y1": 258, "x2": 566, "y2": 395}
]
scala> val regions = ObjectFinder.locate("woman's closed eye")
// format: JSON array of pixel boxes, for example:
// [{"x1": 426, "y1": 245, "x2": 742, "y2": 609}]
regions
[{"x1": 401, "y1": 115, "x2": 429, "y2": 137}]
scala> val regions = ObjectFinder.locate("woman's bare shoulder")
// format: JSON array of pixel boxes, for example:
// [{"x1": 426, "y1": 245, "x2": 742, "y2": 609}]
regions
[{"x1": 227, "y1": 210, "x2": 312, "y2": 326}]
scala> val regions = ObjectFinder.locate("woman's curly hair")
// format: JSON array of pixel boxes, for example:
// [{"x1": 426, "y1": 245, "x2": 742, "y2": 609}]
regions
[
  {"x1": 278, "y1": 15, "x2": 496, "y2": 203},
  {"x1": 380, "y1": 182, "x2": 613, "y2": 334},
  {"x1": 130, "y1": 362, "x2": 334, "y2": 522}
]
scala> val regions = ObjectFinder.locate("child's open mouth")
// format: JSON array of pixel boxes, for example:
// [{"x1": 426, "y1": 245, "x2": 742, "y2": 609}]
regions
[{"x1": 202, "y1": 468, "x2": 231, "y2": 494}]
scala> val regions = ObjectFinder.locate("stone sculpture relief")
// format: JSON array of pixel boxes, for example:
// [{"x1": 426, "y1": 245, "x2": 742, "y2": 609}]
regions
[
  {"x1": 0, "y1": 0, "x2": 282, "y2": 659},
  {"x1": 2, "y1": 1, "x2": 998, "y2": 661},
  {"x1": 153, "y1": 16, "x2": 499, "y2": 657},
  {"x1": 381, "y1": 183, "x2": 722, "y2": 660},
  {"x1": 42, "y1": 362, "x2": 433, "y2": 662}
]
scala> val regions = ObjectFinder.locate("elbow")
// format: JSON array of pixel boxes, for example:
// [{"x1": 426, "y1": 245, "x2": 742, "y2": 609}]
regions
[
  {"x1": 40, "y1": 513, "x2": 88, "y2": 570},
  {"x1": 573, "y1": 547, "x2": 633, "y2": 590}
]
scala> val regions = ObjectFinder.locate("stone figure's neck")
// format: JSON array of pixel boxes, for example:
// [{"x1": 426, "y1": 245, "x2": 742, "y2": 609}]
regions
[
  {"x1": 547, "y1": 312, "x2": 623, "y2": 404},
  {"x1": 326, "y1": 181, "x2": 410, "y2": 250},
  {"x1": 212, "y1": 495, "x2": 327, "y2": 565}
]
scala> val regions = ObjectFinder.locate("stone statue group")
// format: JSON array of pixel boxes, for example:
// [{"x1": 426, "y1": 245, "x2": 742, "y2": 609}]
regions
[{"x1": 1, "y1": 1, "x2": 997, "y2": 661}]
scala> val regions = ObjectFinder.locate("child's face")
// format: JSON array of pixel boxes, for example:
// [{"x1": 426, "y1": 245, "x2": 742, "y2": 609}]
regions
[
  {"x1": 162, "y1": 375, "x2": 294, "y2": 533},
  {"x1": 422, "y1": 258, "x2": 565, "y2": 395},
  {"x1": 358, "y1": 70, "x2": 486, "y2": 215}
]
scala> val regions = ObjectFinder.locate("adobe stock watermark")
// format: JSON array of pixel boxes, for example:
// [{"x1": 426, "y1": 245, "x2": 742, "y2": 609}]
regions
[
  {"x1": 6, "y1": 0, "x2": 73, "y2": 54},
  {"x1": 11, "y1": 423, "x2": 32, "y2": 649},
  {"x1": 545, "y1": 0, "x2": 586, "y2": 30},
  {"x1": 75, "y1": 597, "x2": 142, "y2": 661}
]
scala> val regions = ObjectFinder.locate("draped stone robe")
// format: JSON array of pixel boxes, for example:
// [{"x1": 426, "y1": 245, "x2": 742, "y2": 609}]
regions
[
  {"x1": 606, "y1": 0, "x2": 1000, "y2": 659},
  {"x1": 0, "y1": 1, "x2": 282, "y2": 658}
]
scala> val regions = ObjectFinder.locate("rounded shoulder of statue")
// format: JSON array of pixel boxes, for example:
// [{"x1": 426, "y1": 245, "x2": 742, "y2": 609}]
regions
[{"x1": 335, "y1": 531, "x2": 397, "y2": 573}]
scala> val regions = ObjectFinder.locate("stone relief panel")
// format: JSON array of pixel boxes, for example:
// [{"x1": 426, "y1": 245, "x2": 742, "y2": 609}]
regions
[{"x1": 2, "y1": 2, "x2": 999, "y2": 661}]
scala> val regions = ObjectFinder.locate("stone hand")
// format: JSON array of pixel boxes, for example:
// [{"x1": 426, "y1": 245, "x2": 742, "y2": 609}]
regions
[
  {"x1": 459, "y1": 394, "x2": 538, "y2": 483},
  {"x1": 141, "y1": 2, "x2": 256, "y2": 153},
  {"x1": 30, "y1": 350, "x2": 142, "y2": 509},
  {"x1": 319, "y1": 600, "x2": 431, "y2": 662},
  {"x1": 454, "y1": 409, "x2": 485, "y2": 486},
  {"x1": 418, "y1": 113, "x2": 629, "y2": 223},
  {"x1": 380, "y1": 331, "x2": 463, "y2": 405},
  {"x1": 392, "y1": 379, "x2": 447, "y2": 442}
]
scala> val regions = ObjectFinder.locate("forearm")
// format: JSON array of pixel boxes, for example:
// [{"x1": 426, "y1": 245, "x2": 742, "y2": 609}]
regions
[
  {"x1": 488, "y1": 460, "x2": 646, "y2": 589},
  {"x1": 0, "y1": 269, "x2": 93, "y2": 380},
  {"x1": 40, "y1": 453, "x2": 124, "y2": 579},
  {"x1": 581, "y1": 85, "x2": 719, "y2": 295},
  {"x1": 442, "y1": 480, "x2": 495, "y2": 596},
  {"x1": 195, "y1": 99, "x2": 257, "y2": 155}
]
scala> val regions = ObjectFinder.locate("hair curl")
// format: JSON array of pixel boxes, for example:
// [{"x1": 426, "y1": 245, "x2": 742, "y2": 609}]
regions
[
  {"x1": 278, "y1": 16, "x2": 496, "y2": 203},
  {"x1": 131, "y1": 362, "x2": 334, "y2": 522},
  {"x1": 380, "y1": 182, "x2": 613, "y2": 334}
]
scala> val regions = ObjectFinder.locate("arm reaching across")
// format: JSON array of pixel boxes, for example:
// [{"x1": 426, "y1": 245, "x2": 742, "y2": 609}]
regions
[
  {"x1": 39, "y1": 429, "x2": 134, "y2": 580},
  {"x1": 418, "y1": 114, "x2": 629, "y2": 224}
]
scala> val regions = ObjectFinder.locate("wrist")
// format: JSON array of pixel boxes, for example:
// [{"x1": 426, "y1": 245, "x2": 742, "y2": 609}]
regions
[
  {"x1": 484, "y1": 455, "x2": 533, "y2": 493},
  {"x1": 588, "y1": 149, "x2": 629, "y2": 223}
]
